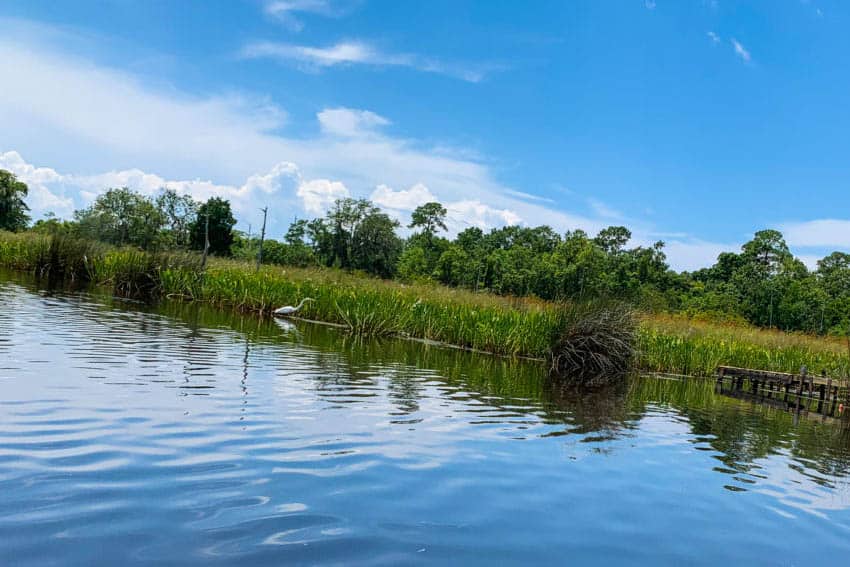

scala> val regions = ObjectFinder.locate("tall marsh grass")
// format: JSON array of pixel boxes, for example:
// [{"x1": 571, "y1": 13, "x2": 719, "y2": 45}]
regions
[
  {"x1": 548, "y1": 300, "x2": 637, "y2": 385},
  {"x1": 2, "y1": 231, "x2": 849, "y2": 378},
  {"x1": 639, "y1": 314, "x2": 850, "y2": 377}
]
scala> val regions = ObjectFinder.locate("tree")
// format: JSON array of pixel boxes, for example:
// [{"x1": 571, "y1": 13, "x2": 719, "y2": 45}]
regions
[
  {"x1": 397, "y1": 245, "x2": 429, "y2": 281},
  {"x1": 156, "y1": 189, "x2": 198, "y2": 248},
  {"x1": 741, "y1": 229, "x2": 792, "y2": 276},
  {"x1": 409, "y1": 202, "x2": 448, "y2": 238},
  {"x1": 190, "y1": 197, "x2": 236, "y2": 256},
  {"x1": 0, "y1": 169, "x2": 30, "y2": 232},
  {"x1": 435, "y1": 245, "x2": 474, "y2": 287},
  {"x1": 351, "y1": 212, "x2": 402, "y2": 278},
  {"x1": 31, "y1": 212, "x2": 73, "y2": 235},
  {"x1": 74, "y1": 187, "x2": 165, "y2": 249},
  {"x1": 306, "y1": 218, "x2": 334, "y2": 264},
  {"x1": 284, "y1": 219, "x2": 309, "y2": 246},
  {"x1": 817, "y1": 252, "x2": 850, "y2": 298},
  {"x1": 594, "y1": 226, "x2": 631, "y2": 255},
  {"x1": 320, "y1": 198, "x2": 380, "y2": 269}
]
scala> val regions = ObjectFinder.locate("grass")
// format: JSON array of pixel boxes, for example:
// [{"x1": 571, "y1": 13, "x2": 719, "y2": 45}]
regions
[
  {"x1": 2, "y1": 230, "x2": 849, "y2": 379},
  {"x1": 548, "y1": 300, "x2": 637, "y2": 385},
  {"x1": 639, "y1": 314, "x2": 850, "y2": 378}
]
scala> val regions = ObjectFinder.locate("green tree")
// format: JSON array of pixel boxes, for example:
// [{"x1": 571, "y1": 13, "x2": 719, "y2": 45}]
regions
[
  {"x1": 594, "y1": 226, "x2": 631, "y2": 254},
  {"x1": 156, "y1": 189, "x2": 198, "y2": 248},
  {"x1": 741, "y1": 229, "x2": 792, "y2": 276},
  {"x1": 409, "y1": 202, "x2": 448, "y2": 238},
  {"x1": 0, "y1": 169, "x2": 31, "y2": 232},
  {"x1": 397, "y1": 246, "x2": 430, "y2": 281},
  {"x1": 351, "y1": 212, "x2": 402, "y2": 278},
  {"x1": 74, "y1": 187, "x2": 165, "y2": 249},
  {"x1": 435, "y1": 245, "x2": 474, "y2": 287},
  {"x1": 817, "y1": 252, "x2": 850, "y2": 298},
  {"x1": 320, "y1": 198, "x2": 380, "y2": 269},
  {"x1": 190, "y1": 197, "x2": 236, "y2": 256},
  {"x1": 285, "y1": 219, "x2": 309, "y2": 246},
  {"x1": 31, "y1": 212, "x2": 73, "y2": 235}
]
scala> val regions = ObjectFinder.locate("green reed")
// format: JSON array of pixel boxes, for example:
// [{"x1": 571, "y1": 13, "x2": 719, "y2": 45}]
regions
[{"x1": 637, "y1": 325, "x2": 850, "y2": 378}]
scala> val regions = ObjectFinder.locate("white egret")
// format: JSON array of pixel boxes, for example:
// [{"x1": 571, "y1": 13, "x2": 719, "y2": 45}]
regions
[{"x1": 273, "y1": 298, "x2": 314, "y2": 317}]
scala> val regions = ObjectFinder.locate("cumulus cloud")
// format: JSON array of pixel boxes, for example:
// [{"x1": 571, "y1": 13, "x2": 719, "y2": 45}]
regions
[
  {"x1": 0, "y1": 150, "x2": 75, "y2": 215},
  {"x1": 241, "y1": 40, "x2": 491, "y2": 82},
  {"x1": 731, "y1": 38, "x2": 751, "y2": 62},
  {"x1": 370, "y1": 182, "x2": 522, "y2": 233},
  {"x1": 1, "y1": 150, "x2": 346, "y2": 225},
  {"x1": 370, "y1": 183, "x2": 436, "y2": 211},
  {"x1": 297, "y1": 179, "x2": 350, "y2": 214}
]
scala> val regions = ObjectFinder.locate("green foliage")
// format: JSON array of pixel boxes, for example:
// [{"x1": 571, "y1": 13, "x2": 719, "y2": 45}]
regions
[
  {"x1": 31, "y1": 212, "x2": 75, "y2": 235},
  {"x1": 190, "y1": 197, "x2": 235, "y2": 256},
  {"x1": 409, "y1": 201, "x2": 448, "y2": 237},
  {"x1": 0, "y1": 169, "x2": 31, "y2": 232},
  {"x1": 156, "y1": 189, "x2": 197, "y2": 248},
  {"x1": 73, "y1": 187, "x2": 166, "y2": 250},
  {"x1": 305, "y1": 198, "x2": 402, "y2": 278},
  {"x1": 397, "y1": 245, "x2": 429, "y2": 281},
  {"x1": 350, "y1": 212, "x2": 402, "y2": 278}
]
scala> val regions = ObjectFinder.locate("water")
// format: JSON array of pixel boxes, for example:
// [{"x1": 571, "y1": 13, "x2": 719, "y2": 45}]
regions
[{"x1": 1, "y1": 272, "x2": 849, "y2": 566}]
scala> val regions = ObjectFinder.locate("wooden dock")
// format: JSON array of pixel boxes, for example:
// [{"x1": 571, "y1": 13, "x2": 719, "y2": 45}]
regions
[{"x1": 716, "y1": 365, "x2": 847, "y2": 417}]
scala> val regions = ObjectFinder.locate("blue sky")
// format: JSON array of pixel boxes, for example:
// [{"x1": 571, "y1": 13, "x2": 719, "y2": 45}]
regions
[{"x1": 1, "y1": 0, "x2": 847, "y2": 270}]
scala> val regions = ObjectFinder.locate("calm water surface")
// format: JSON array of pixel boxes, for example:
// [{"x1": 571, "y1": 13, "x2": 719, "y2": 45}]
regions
[{"x1": 1, "y1": 272, "x2": 850, "y2": 565}]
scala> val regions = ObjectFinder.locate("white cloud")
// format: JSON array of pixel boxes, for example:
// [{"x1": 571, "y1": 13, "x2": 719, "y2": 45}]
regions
[
  {"x1": 241, "y1": 40, "x2": 490, "y2": 82},
  {"x1": 731, "y1": 38, "x2": 751, "y2": 62},
  {"x1": 370, "y1": 183, "x2": 522, "y2": 233},
  {"x1": 1, "y1": 150, "x2": 345, "y2": 225},
  {"x1": 707, "y1": 31, "x2": 720, "y2": 44},
  {"x1": 780, "y1": 219, "x2": 850, "y2": 248},
  {"x1": 503, "y1": 189, "x2": 554, "y2": 203},
  {"x1": 447, "y1": 200, "x2": 522, "y2": 230},
  {"x1": 0, "y1": 150, "x2": 74, "y2": 215},
  {"x1": 264, "y1": 0, "x2": 335, "y2": 31},
  {"x1": 645, "y1": 1, "x2": 657, "y2": 10},
  {"x1": 318, "y1": 107, "x2": 390, "y2": 137},
  {"x1": 244, "y1": 40, "x2": 376, "y2": 67},
  {"x1": 0, "y1": 27, "x2": 636, "y2": 258},
  {"x1": 297, "y1": 179, "x2": 350, "y2": 214},
  {"x1": 370, "y1": 183, "x2": 435, "y2": 211}
]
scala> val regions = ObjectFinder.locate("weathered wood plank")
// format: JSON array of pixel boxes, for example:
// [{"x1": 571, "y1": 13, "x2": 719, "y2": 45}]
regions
[{"x1": 716, "y1": 365, "x2": 834, "y2": 387}]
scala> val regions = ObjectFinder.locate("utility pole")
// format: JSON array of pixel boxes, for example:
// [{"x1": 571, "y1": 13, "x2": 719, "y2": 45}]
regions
[
  {"x1": 201, "y1": 214, "x2": 210, "y2": 269},
  {"x1": 256, "y1": 206, "x2": 268, "y2": 272}
]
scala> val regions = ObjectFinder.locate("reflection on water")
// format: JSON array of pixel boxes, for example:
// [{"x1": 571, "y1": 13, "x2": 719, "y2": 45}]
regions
[{"x1": 1, "y1": 270, "x2": 849, "y2": 565}]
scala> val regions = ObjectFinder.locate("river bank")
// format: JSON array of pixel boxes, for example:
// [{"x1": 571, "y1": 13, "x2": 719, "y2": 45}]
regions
[{"x1": 2, "y1": 231, "x2": 849, "y2": 378}]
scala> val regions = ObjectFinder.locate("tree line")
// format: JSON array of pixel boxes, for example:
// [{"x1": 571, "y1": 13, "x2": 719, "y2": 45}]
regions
[{"x1": 1, "y1": 170, "x2": 848, "y2": 335}]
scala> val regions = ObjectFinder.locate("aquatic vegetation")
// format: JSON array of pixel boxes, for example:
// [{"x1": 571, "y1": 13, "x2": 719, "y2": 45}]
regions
[
  {"x1": 548, "y1": 300, "x2": 637, "y2": 386},
  {"x1": 638, "y1": 314, "x2": 850, "y2": 378},
  {"x1": 1, "y1": 231, "x2": 848, "y2": 379}
]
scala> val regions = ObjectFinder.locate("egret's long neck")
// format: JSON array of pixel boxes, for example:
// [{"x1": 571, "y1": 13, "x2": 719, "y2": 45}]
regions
[{"x1": 294, "y1": 299, "x2": 307, "y2": 311}]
